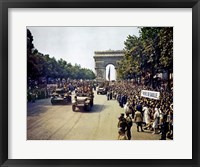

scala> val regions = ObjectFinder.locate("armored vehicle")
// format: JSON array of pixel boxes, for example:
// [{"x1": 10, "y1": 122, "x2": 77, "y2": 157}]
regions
[
  {"x1": 51, "y1": 88, "x2": 72, "y2": 105},
  {"x1": 97, "y1": 87, "x2": 107, "y2": 95}
]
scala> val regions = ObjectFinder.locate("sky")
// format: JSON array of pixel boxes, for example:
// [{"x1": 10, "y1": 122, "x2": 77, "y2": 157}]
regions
[{"x1": 28, "y1": 27, "x2": 139, "y2": 80}]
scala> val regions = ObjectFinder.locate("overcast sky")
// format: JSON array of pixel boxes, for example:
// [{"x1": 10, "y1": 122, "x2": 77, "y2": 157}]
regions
[{"x1": 28, "y1": 27, "x2": 139, "y2": 80}]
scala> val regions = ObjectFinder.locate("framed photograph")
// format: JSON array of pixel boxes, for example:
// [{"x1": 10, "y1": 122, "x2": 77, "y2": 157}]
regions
[{"x1": 0, "y1": 0, "x2": 199, "y2": 167}]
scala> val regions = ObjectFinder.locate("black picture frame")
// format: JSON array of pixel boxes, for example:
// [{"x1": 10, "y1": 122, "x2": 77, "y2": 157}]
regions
[{"x1": 0, "y1": 0, "x2": 199, "y2": 167}]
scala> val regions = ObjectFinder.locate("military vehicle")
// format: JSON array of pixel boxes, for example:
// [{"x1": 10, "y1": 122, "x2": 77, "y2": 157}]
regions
[
  {"x1": 51, "y1": 88, "x2": 72, "y2": 105},
  {"x1": 72, "y1": 86, "x2": 94, "y2": 111},
  {"x1": 97, "y1": 87, "x2": 107, "y2": 95},
  {"x1": 96, "y1": 81, "x2": 109, "y2": 95}
]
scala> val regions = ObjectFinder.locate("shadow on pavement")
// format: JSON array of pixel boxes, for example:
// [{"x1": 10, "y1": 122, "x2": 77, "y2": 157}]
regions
[{"x1": 73, "y1": 104, "x2": 103, "y2": 113}]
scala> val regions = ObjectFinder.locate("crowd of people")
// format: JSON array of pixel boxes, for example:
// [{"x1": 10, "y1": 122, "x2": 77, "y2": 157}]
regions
[
  {"x1": 27, "y1": 78, "x2": 173, "y2": 140},
  {"x1": 27, "y1": 79, "x2": 96, "y2": 102},
  {"x1": 106, "y1": 80, "x2": 173, "y2": 140}
]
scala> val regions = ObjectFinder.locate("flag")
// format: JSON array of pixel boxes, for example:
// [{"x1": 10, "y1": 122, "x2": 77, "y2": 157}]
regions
[{"x1": 108, "y1": 67, "x2": 111, "y2": 81}]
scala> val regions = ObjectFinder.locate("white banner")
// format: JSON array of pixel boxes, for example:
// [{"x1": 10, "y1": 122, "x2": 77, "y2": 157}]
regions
[{"x1": 141, "y1": 90, "x2": 160, "y2": 100}]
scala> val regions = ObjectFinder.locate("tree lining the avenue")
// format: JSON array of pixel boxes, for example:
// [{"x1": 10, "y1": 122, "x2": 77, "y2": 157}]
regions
[
  {"x1": 117, "y1": 27, "x2": 173, "y2": 88},
  {"x1": 27, "y1": 29, "x2": 95, "y2": 83}
]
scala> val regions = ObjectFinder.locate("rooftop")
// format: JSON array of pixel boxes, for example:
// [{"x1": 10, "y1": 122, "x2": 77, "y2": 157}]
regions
[{"x1": 94, "y1": 50, "x2": 125, "y2": 56}]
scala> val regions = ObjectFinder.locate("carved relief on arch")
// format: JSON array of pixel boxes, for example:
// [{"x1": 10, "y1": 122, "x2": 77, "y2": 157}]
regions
[
  {"x1": 96, "y1": 69, "x2": 104, "y2": 78},
  {"x1": 95, "y1": 61, "x2": 104, "y2": 68}
]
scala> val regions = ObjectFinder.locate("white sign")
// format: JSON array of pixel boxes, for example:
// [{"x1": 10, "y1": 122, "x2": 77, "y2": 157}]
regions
[{"x1": 141, "y1": 90, "x2": 160, "y2": 100}]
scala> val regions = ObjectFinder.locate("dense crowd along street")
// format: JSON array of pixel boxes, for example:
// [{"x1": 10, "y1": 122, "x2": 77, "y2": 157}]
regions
[{"x1": 27, "y1": 79, "x2": 173, "y2": 140}]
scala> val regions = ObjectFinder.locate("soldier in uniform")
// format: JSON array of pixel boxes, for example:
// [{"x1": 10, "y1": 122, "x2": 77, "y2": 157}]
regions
[
  {"x1": 117, "y1": 113, "x2": 127, "y2": 139},
  {"x1": 107, "y1": 90, "x2": 110, "y2": 100},
  {"x1": 160, "y1": 115, "x2": 169, "y2": 140},
  {"x1": 118, "y1": 129, "x2": 128, "y2": 140},
  {"x1": 134, "y1": 105, "x2": 144, "y2": 132},
  {"x1": 125, "y1": 113, "x2": 133, "y2": 140}
]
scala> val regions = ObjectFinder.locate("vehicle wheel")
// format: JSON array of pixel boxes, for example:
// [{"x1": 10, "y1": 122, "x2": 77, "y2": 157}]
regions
[
  {"x1": 68, "y1": 96, "x2": 72, "y2": 102},
  {"x1": 72, "y1": 105, "x2": 76, "y2": 111},
  {"x1": 90, "y1": 100, "x2": 93, "y2": 107},
  {"x1": 85, "y1": 104, "x2": 91, "y2": 111},
  {"x1": 51, "y1": 99, "x2": 55, "y2": 105},
  {"x1": 66, "y1": 99, "x2": 72, "y2": 104}
]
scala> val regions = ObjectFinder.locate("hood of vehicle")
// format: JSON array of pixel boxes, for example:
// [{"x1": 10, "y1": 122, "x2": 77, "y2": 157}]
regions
[{"x1": 76, "y1": 96, "x2": 88, "y2": 101}]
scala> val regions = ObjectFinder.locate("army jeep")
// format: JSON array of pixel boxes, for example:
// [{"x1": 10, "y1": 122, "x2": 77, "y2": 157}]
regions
[{"x1": 72, "y1": 92, "x2": 94, "y2": 112}]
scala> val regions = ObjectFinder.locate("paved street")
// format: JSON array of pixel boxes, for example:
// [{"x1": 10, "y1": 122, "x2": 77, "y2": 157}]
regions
[{"x1": 27, "y1": 91, "x2": 161, "y2": 140}]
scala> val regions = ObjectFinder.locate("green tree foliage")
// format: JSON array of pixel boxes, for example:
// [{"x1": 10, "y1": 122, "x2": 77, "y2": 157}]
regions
[
  {"x1": 158, "y1": 27, "x2": 173, "y2": 71},
  {"x1": 117, "y1": 27, "x2": 173, "y2": 84},
  {"x1": 27, "y1": 29, "x2": 34, "y2": 55},
  {"x1": 27, "y1": 29, "x2": 95, "y2": 83}
]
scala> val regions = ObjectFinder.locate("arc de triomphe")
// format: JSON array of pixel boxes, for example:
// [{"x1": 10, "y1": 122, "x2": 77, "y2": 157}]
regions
[{"x1": 93, "y1": 50, "x2": 124, "y2": 81}]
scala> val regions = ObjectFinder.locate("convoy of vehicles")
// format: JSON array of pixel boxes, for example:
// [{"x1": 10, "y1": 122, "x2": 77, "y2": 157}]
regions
[{"x1": 50, "y1": 84, "x2": 94, "y2": 111}]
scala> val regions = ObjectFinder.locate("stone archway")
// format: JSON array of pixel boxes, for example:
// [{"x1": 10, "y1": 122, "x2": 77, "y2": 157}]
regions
[{"x1": 93, "y1": 50, "x2": 124, "y2": 81}]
